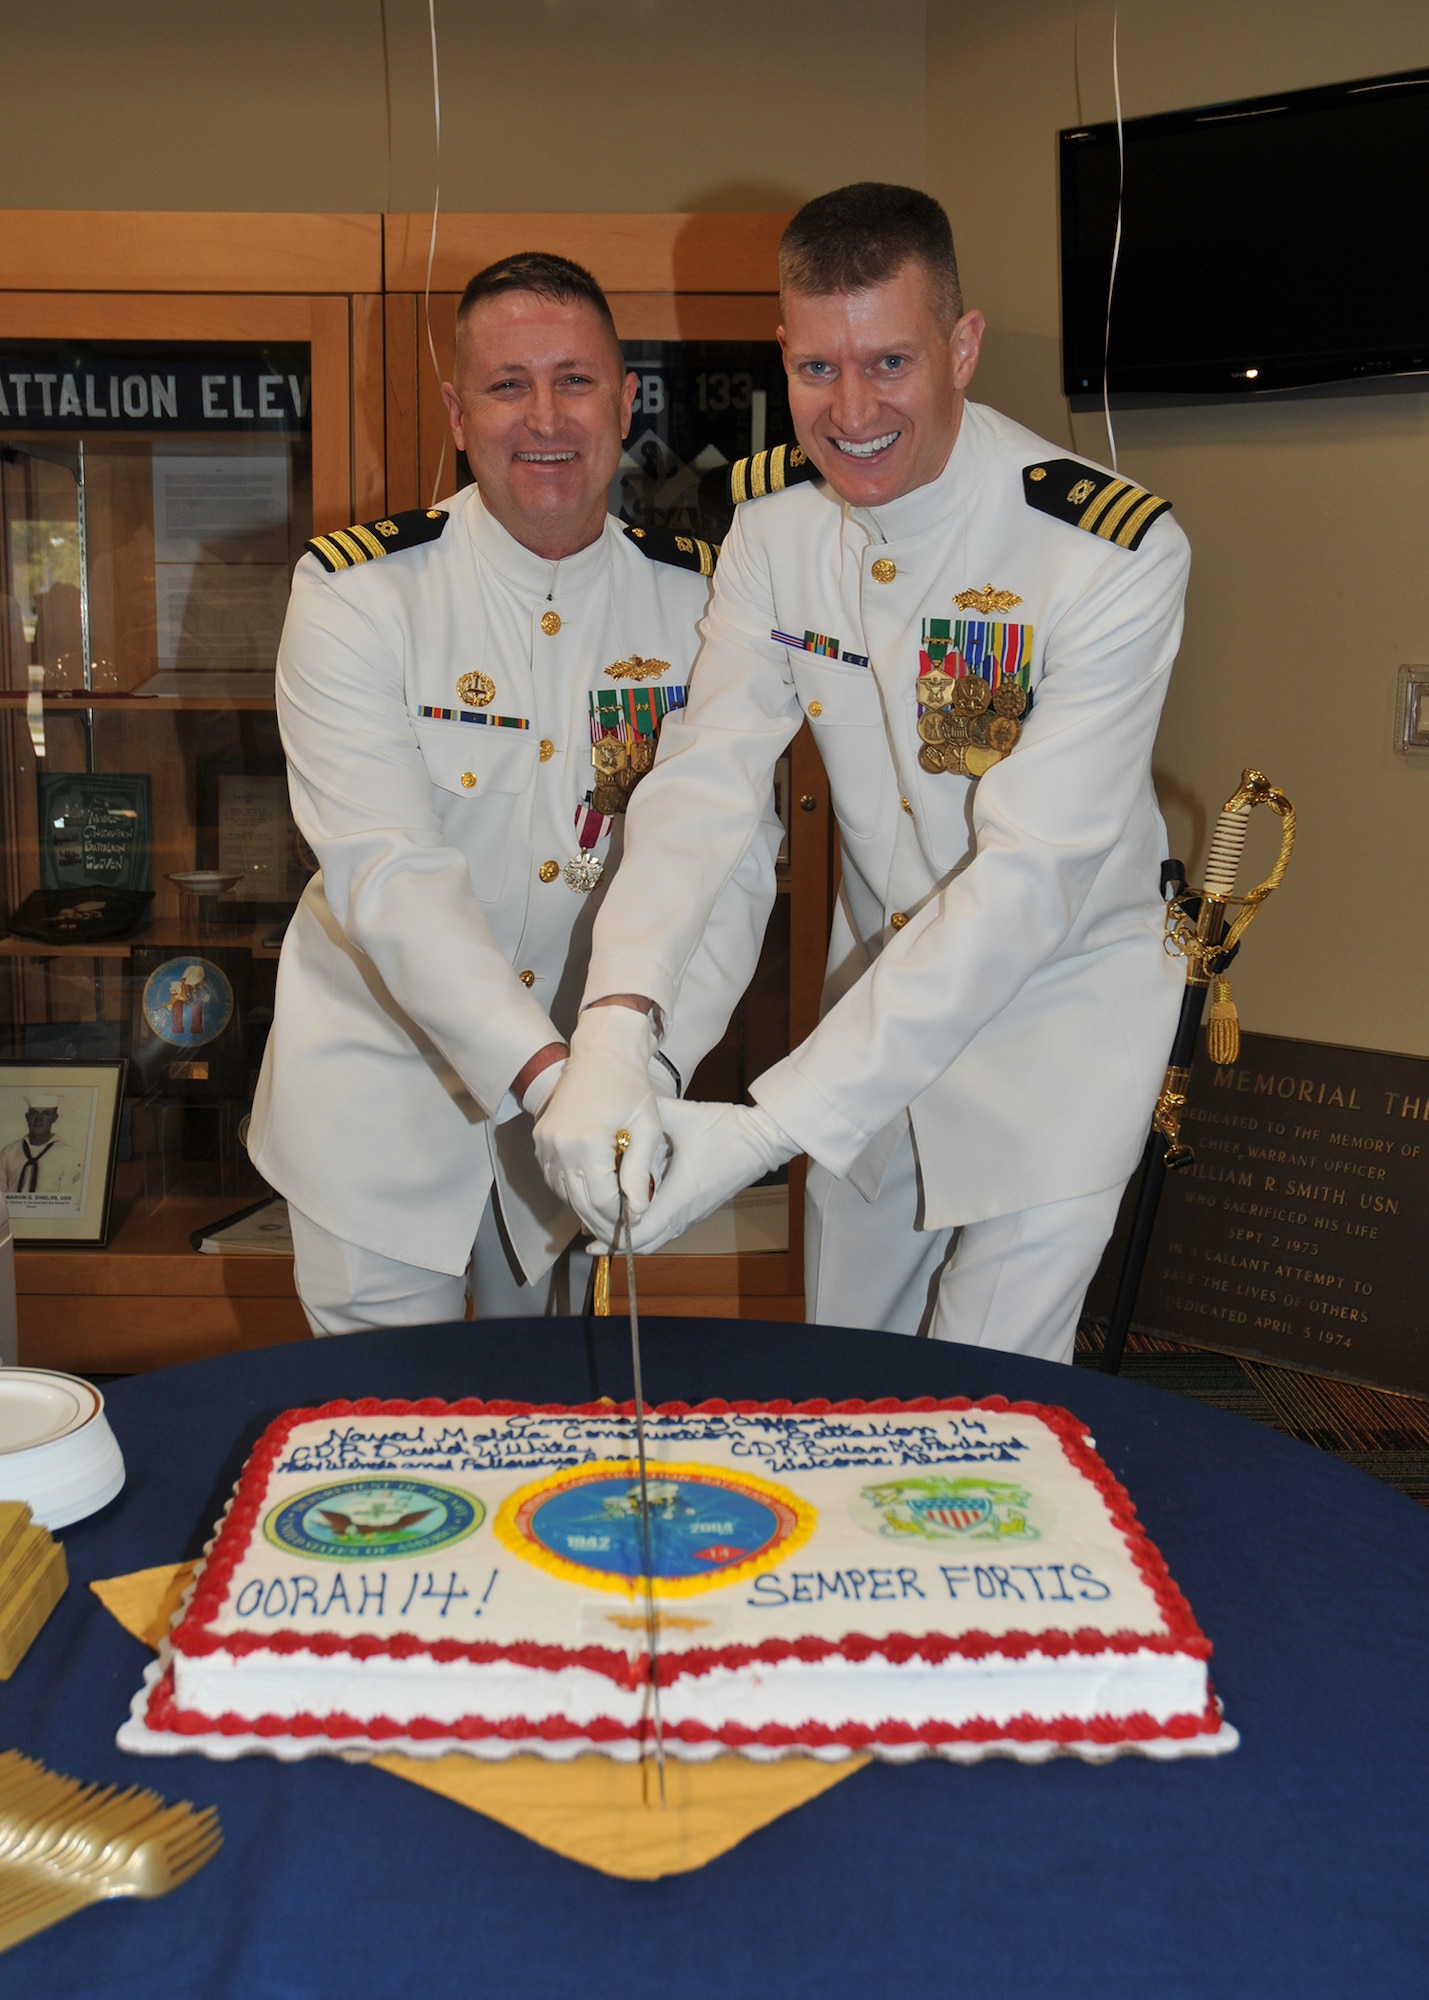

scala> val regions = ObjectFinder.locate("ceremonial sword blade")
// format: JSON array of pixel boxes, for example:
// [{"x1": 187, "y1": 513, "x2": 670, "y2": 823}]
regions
[{"x1": 616, "y1": 1162, "x2": 665, "y2": 1804}]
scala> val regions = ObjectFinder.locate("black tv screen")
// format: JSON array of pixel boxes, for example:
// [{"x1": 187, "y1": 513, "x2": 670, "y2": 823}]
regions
[{"x1": 1060, "y1": 67, "x2": 1429, "y2": 397}]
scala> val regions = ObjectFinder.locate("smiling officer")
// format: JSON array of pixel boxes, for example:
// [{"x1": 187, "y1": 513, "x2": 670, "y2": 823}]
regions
[
  {"x1": 536, "y1": 185, "x2": 1190, "y2": 1363},
  {"x1": 250, "y1": 253, "x2": 777, "y2": 1333}
]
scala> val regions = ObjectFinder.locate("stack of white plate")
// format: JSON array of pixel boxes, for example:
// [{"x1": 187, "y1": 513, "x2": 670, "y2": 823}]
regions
[{"x1": 0, "y1": 1370, "x2": 125, "y2": 1530}]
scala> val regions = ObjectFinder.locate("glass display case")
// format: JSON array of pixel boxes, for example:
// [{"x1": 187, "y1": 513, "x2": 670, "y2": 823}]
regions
[{"x1": 0, "y1": 338, "x2": 315, "y2": 1242}]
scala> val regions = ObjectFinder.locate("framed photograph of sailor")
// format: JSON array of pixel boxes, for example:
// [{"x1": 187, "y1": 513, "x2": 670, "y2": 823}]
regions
[
  {"x1": 0, "y1": 1060, "x2": 126, "y2": 1246},
  {"x1": 128, "y1": 945, "x2": 251, "y2": 1102}
]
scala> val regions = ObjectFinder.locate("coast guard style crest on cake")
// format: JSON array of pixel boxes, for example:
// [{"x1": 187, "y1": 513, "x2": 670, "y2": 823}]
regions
[{"x1": 120, "y1": 1397, "x2": 1237, "y2": 1766}]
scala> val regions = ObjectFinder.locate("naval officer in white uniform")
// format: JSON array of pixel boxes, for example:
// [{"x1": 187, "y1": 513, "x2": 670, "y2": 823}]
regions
[
  {"x1": 536, "y1": 185, "x2": 1189, "y2": 1363},
  {"x1": 250, "y1": 254, "x2": 777, "y2": 1333}
]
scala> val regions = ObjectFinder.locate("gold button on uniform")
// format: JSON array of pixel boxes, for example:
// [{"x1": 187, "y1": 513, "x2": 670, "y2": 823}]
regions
[
  {"x1": 871, "y1": 557, "x2": 897, "y2": 583},
  {"x1": 460, "y1": 771, "x2": 476, "y2": 789},
  {"x1": 539, "y1": 739, "x2": 555, "y2": 762},
  {"x1": 538, "y1": 860, "x2": 559, "y2": 883},
  {"x1": 518, "y1": 969, "x2": 535, "y2": 988},
  {"x1": 901, "y1": 796, "x2": 914, "y2": 817},
  {"x1": 540, "y1": 611, "x2": 561, "y2": 636},
  {"x1": 890, "y1": 911, "x2": 909, "y2": 929},
  {"x1": 807, "y1": 700, "x2": 823, "y2": 717}
]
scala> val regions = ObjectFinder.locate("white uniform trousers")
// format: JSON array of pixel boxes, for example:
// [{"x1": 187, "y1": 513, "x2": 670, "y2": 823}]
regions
[
  {"x1": 805, "y1": 1130, "x2": 1123, "y2": 1364},
  {"x1": 289, "y1": 1199, "x2": 592, "y2": 1337}
]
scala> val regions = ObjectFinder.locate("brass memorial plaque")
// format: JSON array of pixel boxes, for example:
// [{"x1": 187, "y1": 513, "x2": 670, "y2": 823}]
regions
[{"x1": 1087, "y1": 1031, "x2": 1429, "y2": 1397}]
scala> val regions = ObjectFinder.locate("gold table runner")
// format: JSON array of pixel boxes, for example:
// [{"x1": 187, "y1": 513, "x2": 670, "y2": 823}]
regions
[{"x1": 92, "y1": 1562, "x2": 867, "y2": 1880}]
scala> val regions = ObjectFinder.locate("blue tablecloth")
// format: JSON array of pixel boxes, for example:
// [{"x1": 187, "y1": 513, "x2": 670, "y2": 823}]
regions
[{"x1": 3, "y1": 1317, "x2": 1427, "y2": 2000}]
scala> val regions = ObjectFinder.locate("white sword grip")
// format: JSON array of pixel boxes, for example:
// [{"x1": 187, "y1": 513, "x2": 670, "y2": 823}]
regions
[{"x1": 1202, "y1": 804, "x2": 1251, "y2": 898}]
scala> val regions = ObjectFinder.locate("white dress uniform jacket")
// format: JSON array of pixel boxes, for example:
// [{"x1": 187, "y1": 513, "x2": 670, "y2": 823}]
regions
[
  {"x1": 584, "y1": 402, "x2": 1189, "y2": 1228},
  {"x1": 250, "y1": 486, "x2": 778, "y2": 1278}
]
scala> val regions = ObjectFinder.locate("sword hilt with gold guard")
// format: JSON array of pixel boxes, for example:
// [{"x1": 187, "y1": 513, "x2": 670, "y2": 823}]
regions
[{"x1": 1102, "y1": 768, "x2": 1296, "y2": 1373}]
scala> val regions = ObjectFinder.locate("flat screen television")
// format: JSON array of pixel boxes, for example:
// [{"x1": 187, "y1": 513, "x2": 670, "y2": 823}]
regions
[{"x1": 1060, "y1": 67, "x2": 1429, "y2": 398}]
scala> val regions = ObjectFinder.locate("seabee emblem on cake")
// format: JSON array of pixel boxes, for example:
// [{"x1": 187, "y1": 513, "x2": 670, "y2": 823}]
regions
[
  {"x1": 857, "y1": 1476, "x2": 1040, "y2": 1542},
  {"x1": 494, "y1": 1459, "x2": 815, "y2": 1597},
  {"x1": 263, "y1": 1478, "x2": 485, "y2": 1561}
]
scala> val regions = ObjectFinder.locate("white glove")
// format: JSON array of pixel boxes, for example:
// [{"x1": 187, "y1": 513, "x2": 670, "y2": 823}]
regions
[
  {"x1": 520, "y1": 1057, "x2": 565, "y2": 1120},
  {"x1": 533, "y1": 1004, "x2": 662, "y2": 1241},
  {"x1": 620, "y1": 1098, "x2": 795, "y2": 1254}
]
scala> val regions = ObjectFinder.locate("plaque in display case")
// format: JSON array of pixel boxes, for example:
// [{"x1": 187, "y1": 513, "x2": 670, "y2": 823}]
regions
[
  {"x1": 128, "y1": 945, "x2": 252, "y2": 1103},
  {"x1": 195, "y1": 754, "x2": 315, "y2": 924},
  {"x1": 38, "y1": 772, "x2": 152, "y2": 891}
]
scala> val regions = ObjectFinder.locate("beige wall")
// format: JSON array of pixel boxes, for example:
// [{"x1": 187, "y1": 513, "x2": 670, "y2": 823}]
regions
[
  {"x1": 2, "y1": 0, "x2": 1425, "y2": 1052},
  {"x1": 928, "y1": 0, "x2": 1429, "y2": 1057},
  {"x1": 0, "y1": 0, "x2": 924, "y2": 212}
]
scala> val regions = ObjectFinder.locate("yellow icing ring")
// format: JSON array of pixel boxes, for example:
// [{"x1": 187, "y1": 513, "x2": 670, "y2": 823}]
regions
[{"x1": 492, "y1": 1457, "x2": 816, "y2": 1599}]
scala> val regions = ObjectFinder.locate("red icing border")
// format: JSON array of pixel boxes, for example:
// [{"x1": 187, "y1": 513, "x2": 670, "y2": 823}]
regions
[
  {"x1": 143, "y1": 1663, "x2": 1225, "y2": 1748},
  {"x1": 171, "y1": 1396, "x2": 1212, "y2": 1705}
]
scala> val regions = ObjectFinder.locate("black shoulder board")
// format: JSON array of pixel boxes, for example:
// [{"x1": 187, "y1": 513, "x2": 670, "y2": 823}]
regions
[
  {"x1": 306, "y1": 507, "x2": 449, "y2": 574},
  {"x1": 621, "y1": 523, "x2": 719, "y2": 577},
  {"x1": 1022, "y1": 459, "x2": 1171, "y2": 552},
  {"x1": 725, "y1": 442, "x2": 821, "y2": 506}
]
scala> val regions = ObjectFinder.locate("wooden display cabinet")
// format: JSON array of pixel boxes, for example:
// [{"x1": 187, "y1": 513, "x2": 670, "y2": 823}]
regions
[
  {"x1": 0, "y1": 213, "x2": 383, "y2": 1369},
  {"x1": 0, "y1": 210, "x2": 832, "y2": 1370}
]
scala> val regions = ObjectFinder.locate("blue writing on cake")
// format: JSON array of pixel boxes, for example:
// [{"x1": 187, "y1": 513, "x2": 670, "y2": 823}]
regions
[
  {"x1": 275, "y1": 1412, "x2": 1031, "y2": 1480},
  {"x1": 232, "y1": 1566, "x2": 501, "y2": 1622},
  {"x1": 938, "y1": 1562, "x2": 1111, "y2": 1602},
  {"x1": 748, "y1": 1567, "x2": 927, "y2": 1606}
]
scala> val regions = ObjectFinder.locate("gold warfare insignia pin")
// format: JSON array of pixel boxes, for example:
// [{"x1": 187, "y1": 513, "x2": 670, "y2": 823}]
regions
[
  {"x1": 457, "y1": 671, "x2": 495, "y2": 708},
  {"x1": 605, "y1": 655, "x2": 670, "y2": 682},
  {"x1": 1067, "y1": 478, "x2": 1098, "y2": 506},
  {"x1": 952, "y1": 584, "x2": 1024, "y2": 614}
]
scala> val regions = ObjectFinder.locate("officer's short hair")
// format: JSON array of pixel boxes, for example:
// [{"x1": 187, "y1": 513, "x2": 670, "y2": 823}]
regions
[
  {"x1": 457, "y1": 253, "x2": 620, "y2": 349},
  {"x1": 780, "y1": 184, "x2": 963, "y2": 331}
]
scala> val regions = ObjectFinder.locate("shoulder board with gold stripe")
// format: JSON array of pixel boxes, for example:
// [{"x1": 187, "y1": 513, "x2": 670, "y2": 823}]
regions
[
  {"x1": 1022, "y1": 459, "x2": 1171, "y2": 552},
  {"x1": 306, "y1": 507, "x2": 449, "y2": 574},
  {"x1": 725, "y1": 441, "x2": 821, "y2": 507},
  {"x1": 620, "y1": 523, "x2": 719, "y2": 577}
]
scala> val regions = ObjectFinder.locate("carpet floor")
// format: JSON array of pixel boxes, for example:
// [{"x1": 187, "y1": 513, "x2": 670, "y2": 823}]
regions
[{"x1": 1075, "y1": 1325, "x2": 1429, "y2": 1506}]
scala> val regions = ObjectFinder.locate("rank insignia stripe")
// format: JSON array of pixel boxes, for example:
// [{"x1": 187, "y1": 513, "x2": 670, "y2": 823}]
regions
[
  {"x1": 1021, "y1": 460, "x2": 1172, "y2": 551},
  {"x1": 306, "y1": 506, "x2": 449, "y2": 573},
  {"x1": 723, "y1": 441, "x2": 820, "y2": 507},
  {"x1": 620, "y1": 523, "x2": 718, "y2": 576}
]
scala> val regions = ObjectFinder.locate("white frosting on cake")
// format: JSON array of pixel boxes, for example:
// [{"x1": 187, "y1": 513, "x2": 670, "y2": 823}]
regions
[{"x1": 166, "y1": 1400, "x2": 1215, "y2": 1756}]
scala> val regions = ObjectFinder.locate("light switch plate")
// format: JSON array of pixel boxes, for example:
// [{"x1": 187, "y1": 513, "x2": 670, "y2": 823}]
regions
[{"x1": 1394, "y1": 665, "x2": 1429, "y2": 759}]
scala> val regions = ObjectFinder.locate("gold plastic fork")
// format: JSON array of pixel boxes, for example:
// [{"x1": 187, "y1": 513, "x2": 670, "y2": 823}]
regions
[{"x1": 0, "y1": 1751, "x2": 221, "y2": 1953}]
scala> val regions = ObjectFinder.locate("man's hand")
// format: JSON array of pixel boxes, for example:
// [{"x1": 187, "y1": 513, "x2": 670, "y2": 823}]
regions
[
  {"x1": 619, "y1": 1098, "x2": 795, "y2": 1254},
  {"x1": 533, "y1": 1002, "x2": 662, "y2": 1240}
]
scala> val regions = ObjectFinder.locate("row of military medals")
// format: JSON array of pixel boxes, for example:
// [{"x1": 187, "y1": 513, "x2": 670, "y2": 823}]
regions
[
  {"x1": 568, "y1": 677, "x2": 680, "y2": 892},
  {"x1": 916, "y1": 656, "x2": 1030, "y2": 777}
]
